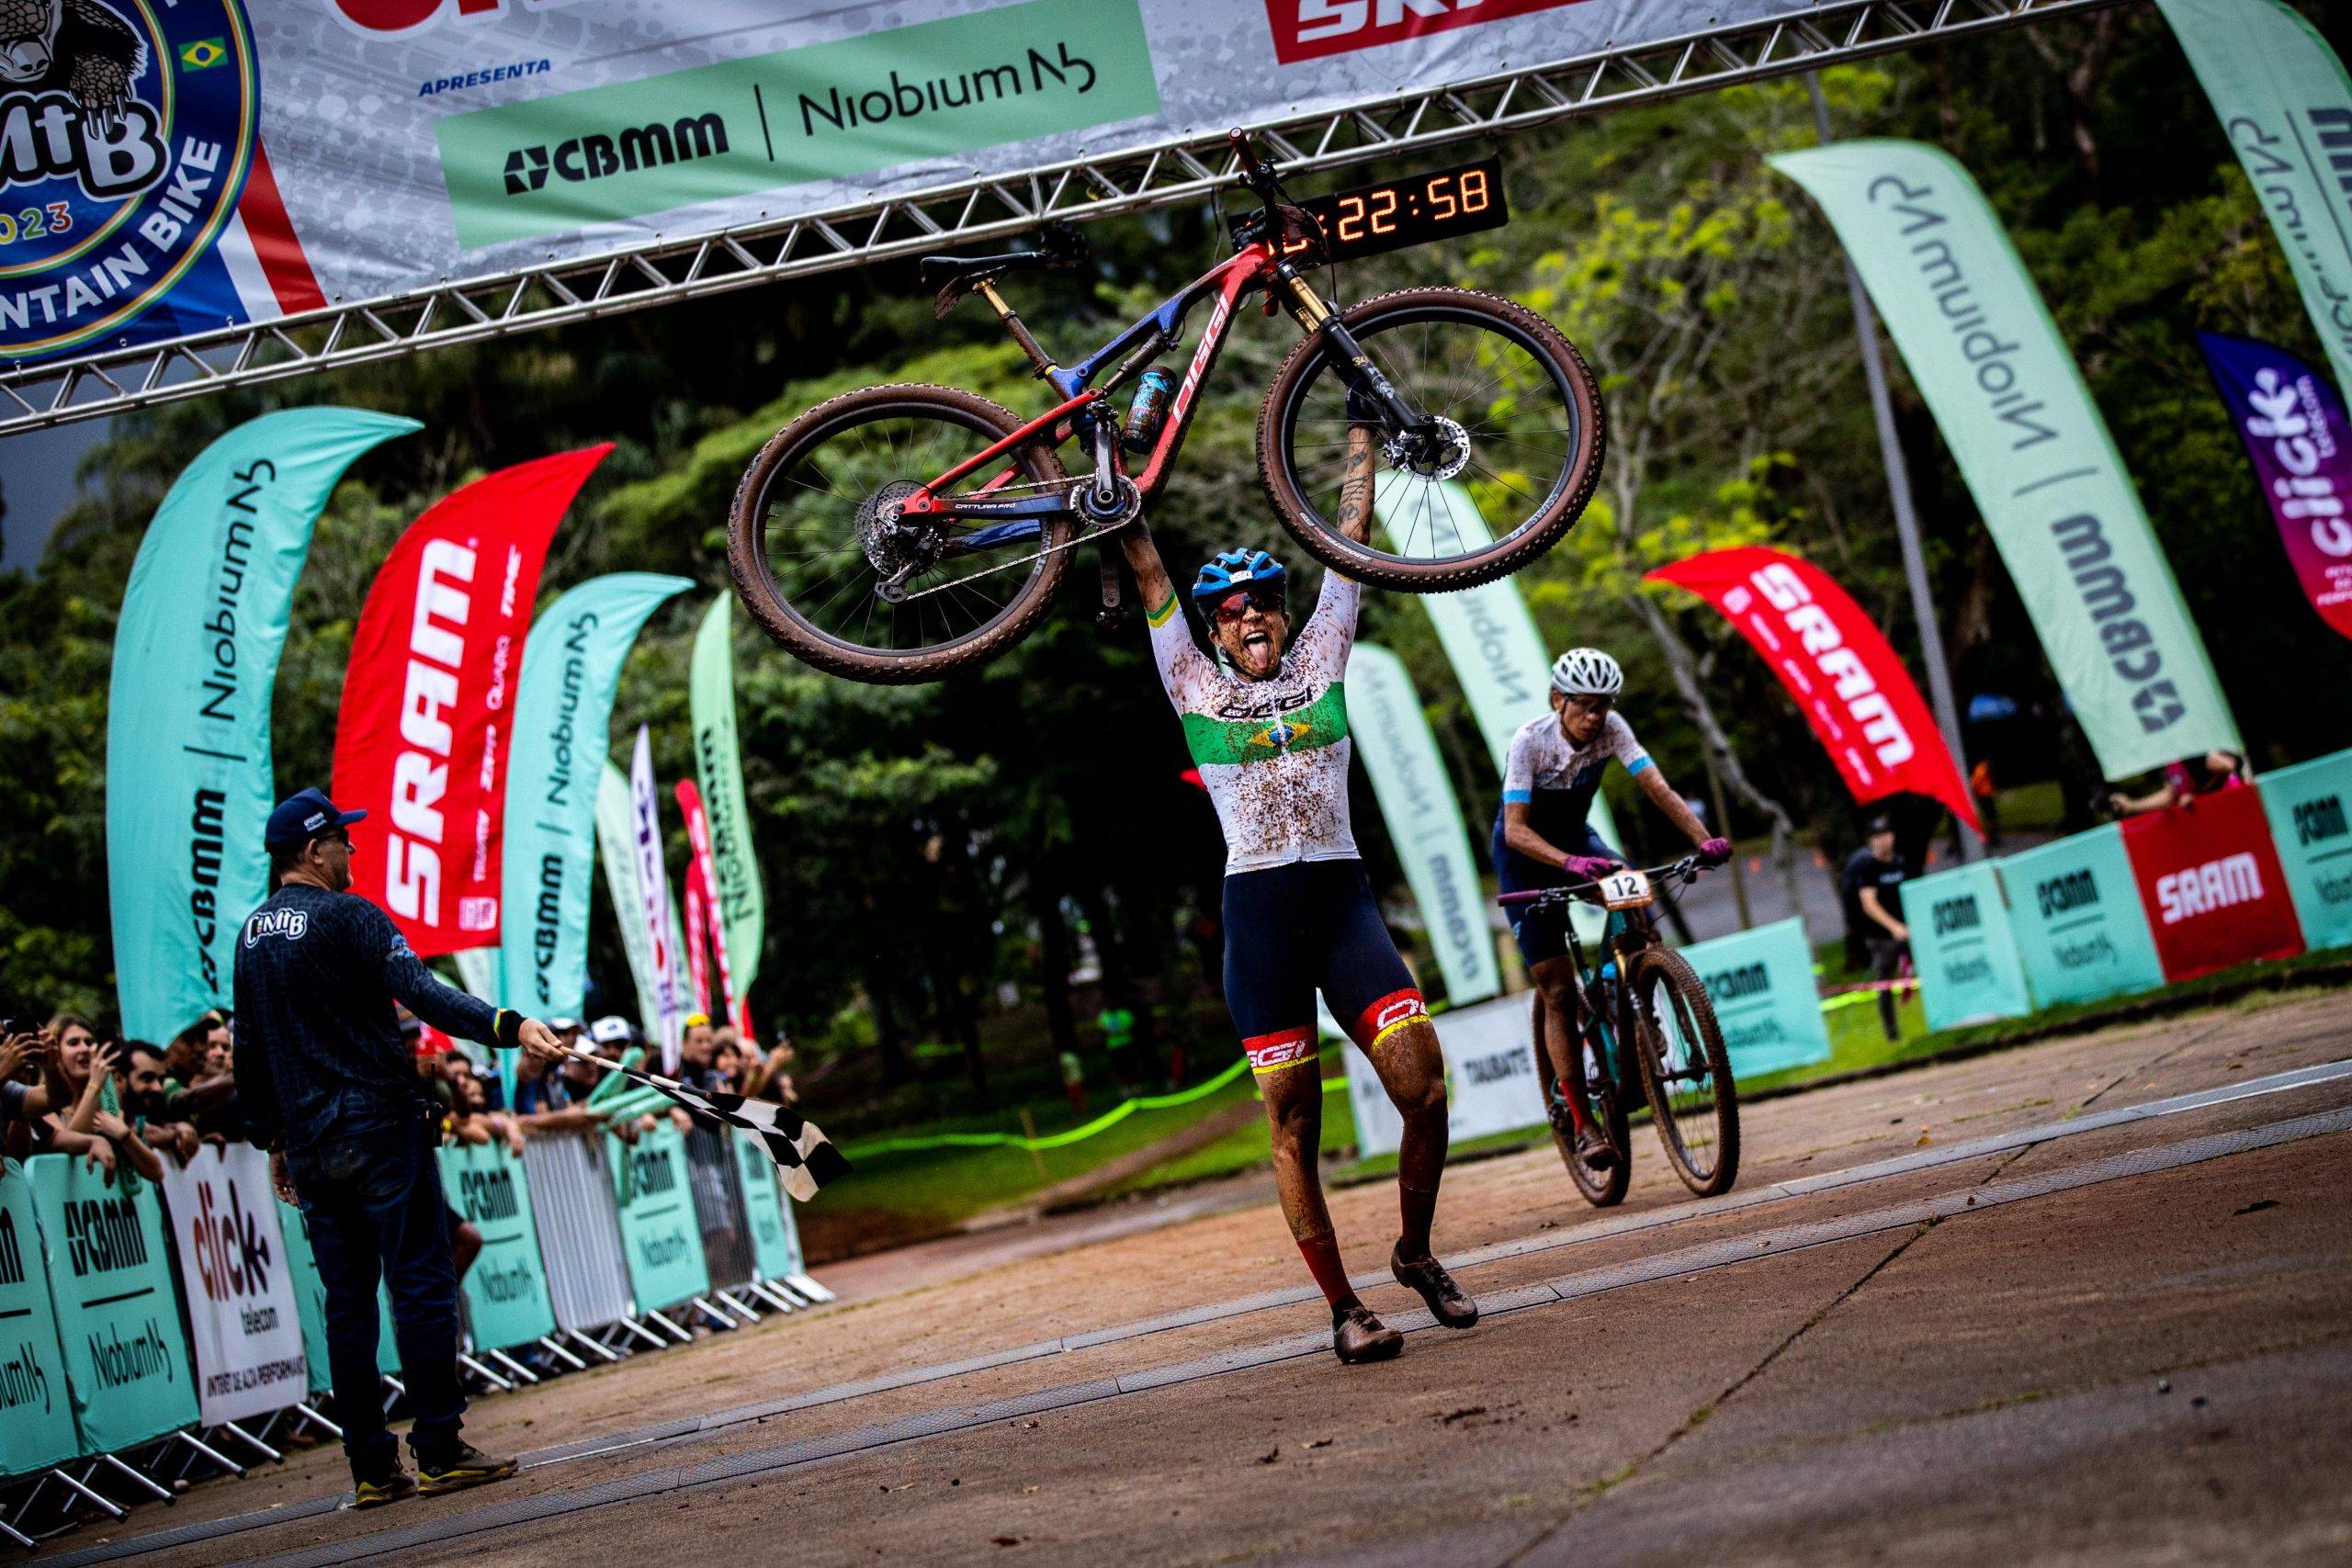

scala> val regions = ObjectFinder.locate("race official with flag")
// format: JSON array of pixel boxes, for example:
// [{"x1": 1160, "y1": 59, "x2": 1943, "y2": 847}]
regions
[{"x1": 234, "y1": 788, "x2": 562, "y2": 1509}]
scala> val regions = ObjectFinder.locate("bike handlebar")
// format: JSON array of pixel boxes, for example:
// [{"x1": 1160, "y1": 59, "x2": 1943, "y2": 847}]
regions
[
  {"x1": 1494, "y1": 855, "x2": 1710, "y2": 908},
  {"x1": 1227, "y1": 129, "x2": 1281, "y2": 200}
]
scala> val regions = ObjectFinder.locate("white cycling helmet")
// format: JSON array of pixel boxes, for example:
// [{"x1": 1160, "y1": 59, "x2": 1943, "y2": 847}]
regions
[{"x1": 1550, "y1": 647, "x2": 1624, "y2": 698}]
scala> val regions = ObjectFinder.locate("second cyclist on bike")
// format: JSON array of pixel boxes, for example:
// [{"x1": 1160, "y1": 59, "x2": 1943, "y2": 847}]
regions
[{"x1": 1492, "y1": 649, "x2": 1731, "y2": 1169}]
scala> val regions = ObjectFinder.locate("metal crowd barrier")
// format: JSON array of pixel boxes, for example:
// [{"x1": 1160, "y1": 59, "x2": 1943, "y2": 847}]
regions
[
  {"x1": 681, "y1": 1125, "x2": 769, "y2": 1325},
  {"x1": 519, "y1": 1131, "x2": 659, "y2": 1357}
]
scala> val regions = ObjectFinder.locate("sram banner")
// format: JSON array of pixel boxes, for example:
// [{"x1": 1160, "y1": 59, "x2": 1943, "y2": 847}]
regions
[
  {"x1": 2120, "y1": 785, "x2": 2305, "y2": 984},
  {"x1": 8, "y1": 0, "x2": 1808, "y2": 367},
  {"x1": 334, "y1": 446, "x2": 606, "y2": 955}
]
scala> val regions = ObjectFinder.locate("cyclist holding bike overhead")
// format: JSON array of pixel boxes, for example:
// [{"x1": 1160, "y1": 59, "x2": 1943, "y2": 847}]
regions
[
  {"x1": 1494, "y1": 649, "x2": 1730, "y2": 1170},
  {"x1": 1120, "y1": 427, "x2": 1475, "y2": 1366}
]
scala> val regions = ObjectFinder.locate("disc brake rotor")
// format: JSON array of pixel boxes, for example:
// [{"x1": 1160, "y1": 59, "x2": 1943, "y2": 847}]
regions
[{"x1": 1383, "y1": 415, "x2": 1473, "y2": 481}]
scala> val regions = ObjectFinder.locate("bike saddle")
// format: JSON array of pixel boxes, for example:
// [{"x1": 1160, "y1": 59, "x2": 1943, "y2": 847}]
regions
[{"x1": 921, "y1": 222, "x2": 1088, "y2": 318}]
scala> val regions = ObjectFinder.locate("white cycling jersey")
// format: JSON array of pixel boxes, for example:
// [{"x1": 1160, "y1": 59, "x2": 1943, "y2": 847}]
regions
[{"x1": 1147, "y1": 570, "x2": 1360, "y2": 876}]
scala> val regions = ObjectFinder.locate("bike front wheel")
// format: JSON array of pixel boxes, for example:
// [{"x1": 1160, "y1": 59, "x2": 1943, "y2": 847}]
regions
[
  {"x1": 1531, "y1": 994, "x2": 1629, "y2": 1208},
  {"x1": 1627, "y1": 947, "x2": 1740, "y2": 1196},
  {"x1": 728, "y1": 383, "x2": 1073, "y2": 684},
  {"x1": 1256, "y1": 287, "x2": 1604, "y2": 592}
]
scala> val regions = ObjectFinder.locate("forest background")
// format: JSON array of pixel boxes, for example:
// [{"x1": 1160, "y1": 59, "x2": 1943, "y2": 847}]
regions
[{"x1": 4, "y1": 4, "x2": 2348, "y2": 1134}]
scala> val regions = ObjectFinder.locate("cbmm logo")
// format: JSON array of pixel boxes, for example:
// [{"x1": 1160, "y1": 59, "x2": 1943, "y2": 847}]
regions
[{"x1": 504, "y1": 114, "x2": 727, "y2": 195}]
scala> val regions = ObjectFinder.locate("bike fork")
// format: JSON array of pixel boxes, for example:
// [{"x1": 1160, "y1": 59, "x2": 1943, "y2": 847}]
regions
[{"x1": 1283, "y1": 272, "x2": 1429, "y2": 437}]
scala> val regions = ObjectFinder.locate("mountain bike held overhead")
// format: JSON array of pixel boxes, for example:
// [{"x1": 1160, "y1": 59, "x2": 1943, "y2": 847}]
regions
[{"x1": 727, "y1": 130, "x2": 1605, "y2": 682}]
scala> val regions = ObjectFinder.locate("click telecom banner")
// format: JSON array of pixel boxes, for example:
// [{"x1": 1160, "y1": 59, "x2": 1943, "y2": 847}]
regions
[
  {"x1": 1646, "y1": 547, "x2": 1978, "y2": 829},
  {"x1": 107, "y1": 408, "x2": 417, "y2": 1043},
  {"x1": 2157, "y1": 0, "x2": 2352, "y2": 398},
  {"x1": 156, "y1": 1144, "x2": 308, "y2": 1428},
  {"x1": 1345, "y1": 644, "x2": 1499, "y2": 1006},
  {"x1": 2196, "y1": 333, "x2": 2352, "y2": 642},
  {"x1": 334, "y1": 446, "x2": 607, "y2": 954},
  {"x1": 498, "y1": 573, "x2": 689, "y2": 1017},
  {"x1": 6, "y1": 1, "x2": 1814, "y2": 368},
  {"x1": 1771, "y1": 141, "x2": 2240, "y2": 783}
]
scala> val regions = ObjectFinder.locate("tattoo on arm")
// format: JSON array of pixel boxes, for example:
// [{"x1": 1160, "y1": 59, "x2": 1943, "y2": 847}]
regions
[{"x1": 1337, "y1": 424, "x2": 1377, "y2": 544}]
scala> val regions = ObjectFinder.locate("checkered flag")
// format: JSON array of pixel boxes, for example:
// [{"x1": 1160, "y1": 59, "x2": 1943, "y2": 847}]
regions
[{"x1": 574, "y1": 1048, "x2": 851, "y2": 1201}]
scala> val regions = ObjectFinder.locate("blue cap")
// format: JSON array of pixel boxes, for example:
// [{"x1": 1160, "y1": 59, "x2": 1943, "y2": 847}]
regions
[{"x1": 265, "y1": 788, "x2": 368, "y2": 851}]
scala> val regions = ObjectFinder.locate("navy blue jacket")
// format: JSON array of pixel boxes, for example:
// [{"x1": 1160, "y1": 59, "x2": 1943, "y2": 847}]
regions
[{"x1": 232, "y1": 883, "x2": 508, "y2": 1153}]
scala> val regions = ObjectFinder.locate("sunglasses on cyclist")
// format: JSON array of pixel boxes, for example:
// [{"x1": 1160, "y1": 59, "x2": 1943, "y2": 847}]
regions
[
  {"x1": 1563, "y1": 693, "x2": 1614, "y2": 717},
  {"x1": 1213, "y1": 589, "x2": 1284, "y2": 624}
]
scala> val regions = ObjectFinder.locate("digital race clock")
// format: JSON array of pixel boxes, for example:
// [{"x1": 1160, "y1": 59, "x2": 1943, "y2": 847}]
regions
[{"x1": 1276, "y1": 157, "x2": 1510, "y2": 264}]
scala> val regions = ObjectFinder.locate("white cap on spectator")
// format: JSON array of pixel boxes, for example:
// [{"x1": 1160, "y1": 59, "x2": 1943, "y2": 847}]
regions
[
  {"x1": 588, "y1": 1016, "x2": 632, "y2": 1046},
  {"x1": 547, "y1": 1016, "x2": 582, "y2": 1033}
]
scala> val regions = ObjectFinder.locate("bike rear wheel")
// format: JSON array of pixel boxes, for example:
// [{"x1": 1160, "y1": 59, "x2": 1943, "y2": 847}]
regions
[
  {"x1": 1627, "y1": 947, "x2": 1740, "y2": 1196},
  {"x1": 1256, "y1": 287, "x2": 1604, "y2": 592},
  {"x1": 1531, "y1": 994, "x2": 1629, "y2": 1208},
  {"x1": 728, "y1": 383, "x2": 1072, "y2": 683}
]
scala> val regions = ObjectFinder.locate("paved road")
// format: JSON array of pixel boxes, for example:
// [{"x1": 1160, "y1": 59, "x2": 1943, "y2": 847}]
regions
[{"x1": 58, "y1": 989, "x2": 2352, "y2": 1566}]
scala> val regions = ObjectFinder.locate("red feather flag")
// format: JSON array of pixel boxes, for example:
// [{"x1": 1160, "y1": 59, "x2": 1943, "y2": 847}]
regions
[
  {"x1": 333, "y1": 446, "x2": 611, "y2": 954},
  {"x1": 1646, "y1": 546, "x2": 1979, "y2": 831}
]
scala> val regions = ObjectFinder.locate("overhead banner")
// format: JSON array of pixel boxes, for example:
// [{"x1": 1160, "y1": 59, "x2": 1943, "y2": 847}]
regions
[
  {"x1": 2157, "y1": 0, "x2": 2352, "y2": 396},
  {"x1": 436, "y1": 1140, "x2": 557, "y2": 1352},
  {"x1": 2120, "y1": 786, "x2": 2305, "y2": 984},
  {"x1": 1771, "y1": 141, "x2": 2239, "y2": 782},
  {"x1": 1647, "y1": 547, "x2": 1979, "y2": 829},
  {"x1": 1999, "y1": 825, "x2": 2166, "y2": 1008},
  {"x1": 1905, "y1": 860, "x2": 2034, "y2": 1032},
  {"x1": 107, "y1": 407, "x2": 418, "y2": 1043},
  {"x1": 0, "y1": 1163, "x2": 81, "y2": 1479},
  {"x1": 628, "y1": 727, "x2": 684, "y2": 1069},
  {"x1": 2195, "y1": 333, "x2": 2352, "y2": 643},
  {"x1": 1344, "y1": 644, "x2": 1500, "y2": 1005},
  {"x1": 27, "y1": 1155, "x2": 200, "y2": 1454},
  {"x1": 498, "y1": 572, "x2": 691, "y2": 1018},
  {"x1": 596, "y1": 760, "x2": 665, "y2": 1040},
  {"x1": 2258, "y1": 747, "x2": 2352, "y2": 952},
  {"x1": 157, "y1": 1144, "x2": 308, "y2": 1428},
  {"x1": 8, "y1": 0, "x2": 1815, "y2": 369},
  {"x1": 334, "y1": 446, "x2": 610, "y2": 953},
  {"x1": 690, "y1": 595, "x2": 766, "y2": 1003},
  {"x1": 606, "y1": 1124, "x2": 711, "y2": 1314}
]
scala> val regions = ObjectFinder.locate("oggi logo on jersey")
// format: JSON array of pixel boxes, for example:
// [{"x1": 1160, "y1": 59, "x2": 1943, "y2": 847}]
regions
[{"x1": 0, "y1": 0, "x2": 257, "y2": 361}]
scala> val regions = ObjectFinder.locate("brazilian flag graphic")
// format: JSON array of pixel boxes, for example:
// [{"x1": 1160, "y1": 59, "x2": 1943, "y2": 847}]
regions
[{"x1": 179, "y1": 38, "x2": 230, "y2": 71}]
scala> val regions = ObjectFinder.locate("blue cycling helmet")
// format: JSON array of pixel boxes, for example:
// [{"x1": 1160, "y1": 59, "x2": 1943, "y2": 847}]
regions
[{"x1": 1192, "y1": 547, "x2": 1287, "y2": 604}]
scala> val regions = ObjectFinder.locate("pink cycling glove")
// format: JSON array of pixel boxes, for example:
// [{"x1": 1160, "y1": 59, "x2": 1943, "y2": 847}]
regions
[
  {"x1": 1697, "y1": 837, "x2": 1732, "y2": 865},
  {"x1": 1561, "y1": 854, "x2": 1622, "y2": 881}
]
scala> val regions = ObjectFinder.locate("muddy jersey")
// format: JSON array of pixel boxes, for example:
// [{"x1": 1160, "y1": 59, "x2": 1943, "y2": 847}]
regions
[
  {"x1": 1495, "y1": 709, "x2": 1651, "y2": 876},
  {"x1": 1148, "y1": 571, "x2": 1360, "y2": 875}
]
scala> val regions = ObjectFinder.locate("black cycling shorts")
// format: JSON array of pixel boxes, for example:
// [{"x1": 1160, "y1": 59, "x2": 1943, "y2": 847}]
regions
[
  {"x1": 1492, "y1": 818, "x2": 1615, "y2": 969},
  {"x1": 1221, "y1": 859, "x2": 1426, "y2": 1077}
]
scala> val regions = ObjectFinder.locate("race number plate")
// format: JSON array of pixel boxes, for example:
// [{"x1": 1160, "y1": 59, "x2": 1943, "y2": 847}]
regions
[{"x1": 1597, "y1": 869, "x2": 1654, "y2": 910}]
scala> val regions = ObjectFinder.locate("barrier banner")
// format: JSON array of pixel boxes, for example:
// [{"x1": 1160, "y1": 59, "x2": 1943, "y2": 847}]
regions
[
  {"x1": 499, "y1": 573, "x2": 691, "y2": 1018},
  {"x1": 691, "y1": 596, "x2": 766, "y2": 1005},
  {"x1": 2120, "y1": 787, "x2": 2306, "y2": 983},
  {"x1": 1999, "y1": 826, "x2": 2167, "y2": 1008},
  {"x1": 2158, "y1": 0, "x2": 2352, "y2": 397},
  {"x1": 26, "y1": 1156, "x2": 198, "y2": 1453},
  {"x1": 0, "y1": 1162, "x2": 80, "y2": 1479},
  {"x1": 157, "y1": 1145, "x2": 308, "y2": 1427},
  {"x1": 437, "y1": 1141, "x2": 556, "y2": 1351},
  {"x1": 1345, "y1": 645, "x2": 1501, "y2": 1005},
  {"x1": 520, "y1": 1134, "x2": 634, "y2": 1335},
  {"x1": 732, "y1": 1132, "x2": 804, "y2": 1282},
  {"x1": 1770, "y1": 141, "x2": 2239, "y2": 782},
  {"x1": 9, "y1": 1, "x2": 1815, "y2": 371},
  {"x1": 1645, "y1": 547, "x2": 1979, "y2": 829},
  {"x1": 334, "y1": 446, "x2": 610, "y2": 953},
  {"x1": 107, "y1": 408, "x2": 419, "y2": 1042},
  {"x1": 596, "y1": 761, "x2": 665, "y2": 1041},
  {"x1": 606, "y1": 1124, "x2": 710, "y2": 1314},
  {"x1": 1905, "y1": 861, "x2": 2034, "y2": 1032},
  {"x1": 2258, "y1": 748, "x2": 2352, "y2": 951},
  {"x1": 1677, "y1": 918, "x2": 1833, "y2": 1080},
  {"x1": 2196, "y1": 333, "x2": 2352, "y2": 643},
  {"x1": 628, "y1": 727, "x2": 684, "y2": 1068}
]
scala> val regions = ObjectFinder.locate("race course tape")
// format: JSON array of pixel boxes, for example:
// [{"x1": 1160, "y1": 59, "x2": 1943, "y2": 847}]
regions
[{"x1": 843, "y1": 1053, "x2": 1307, "y2": 1159}]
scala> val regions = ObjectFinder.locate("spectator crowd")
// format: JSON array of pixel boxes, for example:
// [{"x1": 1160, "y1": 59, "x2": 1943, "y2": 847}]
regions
[{"x1": 2, "y1": 1004, "x2": 801, "y2": 1191}]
